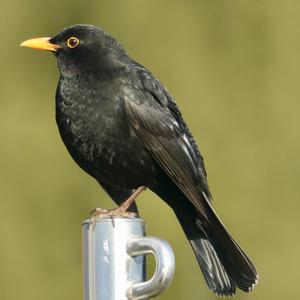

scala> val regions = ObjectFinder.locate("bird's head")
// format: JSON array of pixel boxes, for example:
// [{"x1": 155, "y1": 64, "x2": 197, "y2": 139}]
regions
[{"x1": 21, "y1": 24, "x2": 129, "y2": 75}]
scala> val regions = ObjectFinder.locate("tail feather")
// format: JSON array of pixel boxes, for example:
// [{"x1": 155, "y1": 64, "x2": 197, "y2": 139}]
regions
[
  {"x1": 191, "y1": 238, "x2": 236, "y2": 296},
  {"x1": 201, "y1": 194, "x2": 258, "y2": 292},
  {"x1": 153, "y1": 178, "x2": 258, "y2": 295},
  {"x1": 176, "y1": 211, "x2": 236, "y2": 296},
  {"x1": 175, "y1": 196, "x2": 258, "y2": 296}
]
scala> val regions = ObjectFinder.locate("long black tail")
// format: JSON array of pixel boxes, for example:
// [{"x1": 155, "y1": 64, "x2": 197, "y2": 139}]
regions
[{"x1": 175, "y1": 197, "x2": 258, "y2": 296}]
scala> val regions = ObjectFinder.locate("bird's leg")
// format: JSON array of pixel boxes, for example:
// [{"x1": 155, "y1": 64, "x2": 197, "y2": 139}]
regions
[
  {"x1": 115, "y1": 186, "x2": 146, "y2": 212},
  {"x1": 90, "y1": 186, "x2": 146, "y2": 221}
]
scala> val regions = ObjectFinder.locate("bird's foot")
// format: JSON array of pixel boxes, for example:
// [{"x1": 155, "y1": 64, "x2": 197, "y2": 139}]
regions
[
  {"x1": 90, "y1": 207, "x2": 137, "y2": 228},
  {"x1": 90, "y1": 207, "x2": 137, "y2": 219},
  {"x1": 89, "y1": 186, "x2": 146, "y2": 227}
]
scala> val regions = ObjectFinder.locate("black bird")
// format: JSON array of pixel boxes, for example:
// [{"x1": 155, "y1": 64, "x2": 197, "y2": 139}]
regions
[{"x1": 21, "y1": 24, "x2": 258, "y2": 295}]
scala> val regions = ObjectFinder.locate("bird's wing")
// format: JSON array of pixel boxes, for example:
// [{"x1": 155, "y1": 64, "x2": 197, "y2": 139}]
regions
[{"x1": 123, "y1": 70, "x2": 211, "y2": 217}]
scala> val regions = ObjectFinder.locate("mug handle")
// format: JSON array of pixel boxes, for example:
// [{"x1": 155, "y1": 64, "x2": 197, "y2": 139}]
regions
[{"x1": 127, "y1": 236, "x2": 175, "y2": 299}]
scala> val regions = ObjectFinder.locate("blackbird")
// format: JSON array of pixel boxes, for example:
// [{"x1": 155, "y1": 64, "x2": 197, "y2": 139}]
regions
[{"x1": 21, "y1": 24, "x2": 258, "y2": 295}]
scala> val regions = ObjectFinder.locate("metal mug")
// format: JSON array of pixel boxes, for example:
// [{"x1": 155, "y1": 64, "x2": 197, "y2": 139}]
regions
[{"x1": 82, "y1": 216, "x2": 175, "y2": 300}]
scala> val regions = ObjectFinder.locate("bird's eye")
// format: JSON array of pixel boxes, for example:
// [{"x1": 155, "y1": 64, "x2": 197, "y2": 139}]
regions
[{"x1": 67, "y1": 37, "x2": 80, "y2": 48}]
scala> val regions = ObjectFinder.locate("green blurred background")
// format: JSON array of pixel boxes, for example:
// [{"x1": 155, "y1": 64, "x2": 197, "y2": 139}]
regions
[{"x1": 1, "y1": 0, "x2": 299, "y2": 299}]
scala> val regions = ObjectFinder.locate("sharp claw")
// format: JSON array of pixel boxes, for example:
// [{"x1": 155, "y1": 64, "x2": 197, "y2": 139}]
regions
[{"x1": 111, "y1": 214, "x2": 115, "y2": 227}]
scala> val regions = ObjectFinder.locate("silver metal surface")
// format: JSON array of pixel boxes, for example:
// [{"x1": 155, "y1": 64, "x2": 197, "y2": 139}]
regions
[
  {"x1": 82, "y1": 216, "x2": 175, "y2": 300},
  {"x1": 127, "y1": 237, "x2": 175, "y2": 299}
]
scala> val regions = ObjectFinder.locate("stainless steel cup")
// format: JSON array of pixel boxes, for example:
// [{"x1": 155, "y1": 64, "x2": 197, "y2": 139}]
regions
[{"x1": 82, "y1": 216, "x2": 175, "y2": 300}]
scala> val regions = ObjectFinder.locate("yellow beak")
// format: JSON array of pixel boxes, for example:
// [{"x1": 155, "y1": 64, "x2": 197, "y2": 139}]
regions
[{"x1": 20, "y1": 37, "x2": 60, "y2": 52}]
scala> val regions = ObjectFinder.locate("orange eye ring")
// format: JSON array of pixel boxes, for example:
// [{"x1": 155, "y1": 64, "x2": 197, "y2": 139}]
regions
[{"x1": 67, "y1": 37, "x2": 80, "y2": 48}]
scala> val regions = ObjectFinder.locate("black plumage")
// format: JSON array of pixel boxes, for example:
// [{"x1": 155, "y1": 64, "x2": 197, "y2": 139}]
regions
[{"x1": 21, "y1": 24, "x2": 258, "y2": 295}]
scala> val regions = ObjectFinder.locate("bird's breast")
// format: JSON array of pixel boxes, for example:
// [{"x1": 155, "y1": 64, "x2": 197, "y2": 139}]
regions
[{"x1": 55, "y1": 79, "x2": 157, "y2": 187}]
